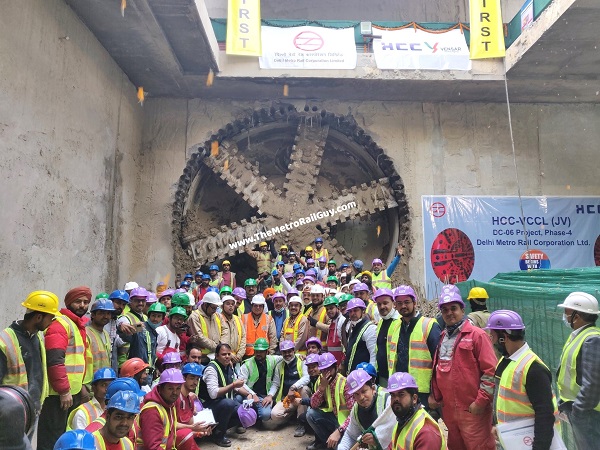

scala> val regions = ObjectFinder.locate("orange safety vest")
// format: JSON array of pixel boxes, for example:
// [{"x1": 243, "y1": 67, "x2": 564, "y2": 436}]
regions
[
  {"x1": 243, "y1": 313, "x2": 272, "y2": 356},
  {"x1": 67, "y1": 399, "x2": 103, "y2": 430},
  {"x1": 282, "y1": 314, "x2": 306, "y2": 355}
]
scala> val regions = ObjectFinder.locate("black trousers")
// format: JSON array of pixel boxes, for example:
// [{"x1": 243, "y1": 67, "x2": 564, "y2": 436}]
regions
[
  {"x1": 37, "y1": 392, "x2": 82, "y2": 450},
  {"x1": 205, "y1": 397, "x2": 242, "y2": 436}
]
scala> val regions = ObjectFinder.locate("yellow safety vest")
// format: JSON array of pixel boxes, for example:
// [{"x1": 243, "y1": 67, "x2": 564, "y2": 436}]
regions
[
  {"x1": 316, "y1": 374, "x2": 350, "y2": 425},
  {"x1": 374, "y1": 317, "x2": 399, "y2": 375},
  {"x1": 557, "y1": 325, "x2": 600, "y2": 411},
  {"x1": 276, "y1": 357, "x2": 304, "y2": 401},
  {"x1": 306, "y1": 305, "x2": 328, "y2": 346},
  {"x1": 273, "y1": 283, "x2": 284, "y2": 293},
  {"x1": 387, "y1": 316, "x2": 434, "y2": 393},
  {"x1": 197, "y1": 313, "x2": 222, "y2": 355},
  {"x1": 366, "y1": 302, "x2": 378, "y2": 324},
  {"x1": 282, "y1": 314, "x2": 306, "y2": 355},
  {"x1": 256, "y1": 252, "x2": 272, "y2": 274},
  {"x1": 314, "y1": 249, "x2": 329, "y2": 261},
  {"x1": 372, "y1": 271, "x2": 391, "y2": 290},
  {"x1": 496, "y1": 348, "x2": 559, "y2": 423},
  {"x1": 235, "y1": 302, "x2": 246, "y2": 317},
  {"x1": 120, "y1": 312, "x2": 152, "y2": 366},
  {"x1": 135, "y1": 401, "x2": 177, "y2": 450},
  {"x1": 48, "y1": 316, "x2": 92, "y2": 395},
  {"x1": 244, "y1": 356, "x2": 276, "y2": 394},
  {"x1": 391, "y1": 407, "x2": 446, "y2": 450},
  {"x1": 86, "y1": 326, "x2": 111, "y2": 373},
  {"x1": 209, "y1": 277, "x2": 222, "y2": 288},
  {"x1": 0, "y1": 327, "x2": 49, "y2": 406},
  {"x1": 350, "y1": 387, "x2": 388, "y2": 430},
  {"x1": 67, "y1": 399, "x2": 103, "y2": 430},
  {"x1": 92, "y1": 430, "x2": 134, "y2": 450},
  {"x1": 221, "y1": 314, "x2": 244, "y2": 355}
]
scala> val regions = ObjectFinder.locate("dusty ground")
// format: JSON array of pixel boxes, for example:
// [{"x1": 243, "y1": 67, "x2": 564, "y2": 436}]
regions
[{"x1": 200, "y1": 422, "x2": 314, "y2": 450}]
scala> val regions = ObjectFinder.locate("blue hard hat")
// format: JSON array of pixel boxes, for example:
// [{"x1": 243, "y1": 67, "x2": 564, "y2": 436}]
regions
[
  {"x1": 92, "y1": 367, "x2": 117, "y2": 384},
  {"x1": 108, "y1": 289, "x2": 130, "y2": 304},
  {"x1": 182, "y1": 362, "x2": 204, "y2": 377},
  {"x1": 209, "y1": 265, "x2": 219, "y2": 272},
  {"x1": 201, "y1": 274, "x2": 211, "y2": 280},
  {"x1": 180, "y1": 280, "x2": 191, "y2": 287},
  {"x1": 295, "y1": 269, "x2": 305, "y2": 275},
  {"x1": 340, "y1": 263, "x2": 349, "y2": 269},
  {"x1": 106, "y1": 390, "x2": 141, "y2": 414},
  {"x1": 272, "y1": 269, "x2": 279, "y2": 276},
  {"x1": 353, "y1": 260, "x2": 364, "y2": 269},
  {"x1": 54, "y1": 430, "x2": 96, "y2": 450},
  {"x1": 195, "y1": 271, "x2": 203, "y2": 276},
  {"x1": 106, "y1": 377, "x2": 143, "y2": 400},
  {"x1": 91, "y1": 298, "x2": 116, "y2": 312},
  {"x1": 315, "y1": 237, "x2": 323, "y2": 243},
  {"x1": 276, "y1": 261, "x2": 285, "y2": 266},
  {"x1": 207, "y1": 286, "x2": 219, "y2": 293},
  {"x1": 293, "y1": 263, "x2": 302, "y2": 271},
  {"x1": 355, "y1": 362, "x2": 377, "y2": 379},
  {"x1": 184, "y1": 273, "x2": 193, "y2": 279}
]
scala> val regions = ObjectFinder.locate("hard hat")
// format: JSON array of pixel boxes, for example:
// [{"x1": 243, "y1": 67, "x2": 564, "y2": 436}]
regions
[
  {"x1": 162, "y1": 351, "x2": 182, "y2": 365},
  {"x1": 276, "y1": 261, "x2": 285, "y2": 266},
  {"x1": 251, "y1": 295, "x2": 266, "y2": 305},
  {"x1": 353, "y1": 260, "x2": 364, "y2": 269},
  {"x1": 120, "y1": 358, "x2": 149, "y2": 378},
  {"x1": 220, "y1": 286, "x2": 233, "y2": 295},
  {"x1": 106, "y1": 377, "x2": 143, "y2": 400},
  {"x1": 386, "y1": 372, "x2": 418, "y2": 392},
  {"x1": 303, "y1": 276, "x2": 315, "y2": 284},
  {"x1": 253, "y1": 337, "x2": 269, "y2": 351},
  {"x1": 315, "y1": 237, "x2": 323, "y2": 243},
  {"x1": 439, "y1": 284, "x2": 460, "y2": 299},
  {"x1": 207, "y1": 286, "x2": 219, "y2": 294},
  {"x1": 323, "y1": 296, "x2": 339, "y2": 307},
  {"x1": 272, "y1": 269, "x2": 279, "y2": 276},
  {"x1": 90, "y1": 298, "x2": 116, "y2": 313},
  {"x1": 372, "y1": 258, "x2": 383, "y2": 265},
  {"x1": 438, "y1": 291, "x2": 465, "y2": 309},
  {"x1": 485, "y1": 310, "x2": 526, "y2": 330},
  {"x1": 305, "y1": 336, "x2": 322, "y2": 349},
  {"x1": 272, "y1": 292, "x2": 286, "y2": 301},
  {"x1": 54, "y1": 430, "x2": 96, "y2": 450},
  {"x1": 558, "y1": 292, "x2": 600, "y2": 314},
  {"x1": 232, "y1": 287, "x2": 247, "y2": 299},
  {"x1": 355, "y1": 362, "x2": 377, "y2": 379},
  {"x1": 109, "y1": 289, "x2": 130, "y2": 303},
  {"x1": 95, "y1": 292, "x2": 109, "y2": 300},
  {"x1": 106, "y1": 390, "x2": 141, "y2": 414},
  {"x1": 295, "y1": 269, "x2": 306, "y2": 276},
  {"x1": 182, "y1": 362, "x2": 204, "y2": 377},
  {"x1": 221, "y1": 295, "x2": 236, "y2": 304},
  {"x1": 159, "y1": 289, "x2": 174, "y2": 299},
  {"x1": 346, "y1": 369, "x2": 373, "y2": 395},
  {"x1": 171, "y1": 292, "x2": 191, "y2": 307},
  {"x1": 338, "y1": 293, "x2": 354, "y2": 304},
  {"x1": 158, "y1": 368, "x2": 185, "y2": 385},
  {"x1": 244, "y1": 278, "x2": 258, "y2": 287},
  {"x1": 346, "y1": 298, "x2": 367, "y2": 311},
  {"x1": 306, "y1": 269, "x2": 317, "y2": 277},
  {"x1": 328, "y1": 260, "x2": 337, "y2": 265},
  {"x1": 169, "y1": 306, "x2": 188, "y2": 320},
  {"x1": 287, "y1": 288, "x2": 299, "y2": 296},
  {"x1": 318, "y1": 353, "x2": 337, "y2": 370},
  {"x1": 92, "y1": 367, "x2": 117, "y2": 384},
  {"x1": 238, "y1": 403, "x2": 258, "y2": 428},
  {"x1": 373, "y1": 288, "x2": 394, "y2": 302},
  {"x1": 184, "y1": 273, "x2": 193, "y2": 280},
  {"x1": 199, "y1": 274, "x2": 210, "y2": 280},
  {"x1": 279, "y1": 340, "x2": 295, "y2": 352},
  {"x1": 288, "y1": 295, "x2": 303, "y2": 305},
  {"x1": 318, "y1": 256, "x2": 327, "y2": 263},
  {"x1": 129, "y1": 287, "x2": 149, "y2": 299},
  {"x1": 202, "y1": 291, "x2": 223, "y2": 306},
  {"x1": 124, "y1": 281, "x2": 139, "y2": 291},
  {"x1": 296, "y1": 280, "x2": 304, "y2": 287},
  {"x1": 222, "y1": 260, "x2": 231, "y2": 265},
  {"x1": 280, "y1": 245, "x2": 288, "y2": 250},
  {"x1": 352, "y1": 282, "x2": 369, "y2": 293},
  {"x1": 305, "y1": 354, "x2": 320, "y2": 365},
  {"x1": 293, "y1": 263, "x2": 302, "y2": 271},
  {"x1": 288, "y1": 251, "x2": 296, "y2": 256},
  {"x1": 360, "y1": 271, "x2": 372, "y2": 279},
  {"x1": 180, "y1": 281, "x2": 191, "y2": 289},
  {"x1": 306, "y1": 258, "x2": 315, "y2": 264},
  {"x1": 195, "y1": 271, "x2": 203, "y2": 276},
  {"x1": 393, "y1": 285, "x2": 416, "y2": 301},
  {"x1": 148, "y1": 303, "x2": 167, "y2": 315},
  {"x1": 310, "y1": 284, "x2": 325, "y2": 295},
  {"x1": 340, "y1": 263, "x2": 349, "y2": 269},
  {"x1": 260, "y1": 241, "x2": 268, "y2": 247},
  {"x1": 305, "y1": 246, "x2": 313, "y2": 252},
  {"x1": 146, "y1": 292, "x2": 158, "y2": 304},
  {"x1": 326, "y1": 276, "x2": 340, "y2": 285},
  {"x1": 21, "y1": 290, "x2": 60, "y2": 316},
  {"x1": 467, "y1": 287, "x2": 489, "y2": 300},
  {"x1": 209, "y1": 265, "x2": 219, "y2": 272}
]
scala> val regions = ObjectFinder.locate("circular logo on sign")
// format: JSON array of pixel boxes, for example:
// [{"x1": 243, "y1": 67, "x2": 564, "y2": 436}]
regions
[
  {"x1": 293, "y1": 31, "x2": 324, "y2": 51},
  {"x1": 430, "y1": 202, "x2": 446, "y2": 218},
  {"x1": 519, "y1": 249, "x2": 551, "y2": 270},
  {"x1": 523, "y1": 436, "x2": 533, "y2": 446},
  {"x1": 430, "y1": 228, "x2": 475, "y2": 284}
]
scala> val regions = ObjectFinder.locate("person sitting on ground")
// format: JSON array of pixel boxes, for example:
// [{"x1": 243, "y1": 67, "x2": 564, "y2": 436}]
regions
[{"x1": 67, "y1": 368, "x2": 116, "y2": 430}]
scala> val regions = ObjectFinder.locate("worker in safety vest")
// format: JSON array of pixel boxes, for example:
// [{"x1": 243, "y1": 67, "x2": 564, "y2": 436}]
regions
[
  {"x1": 372, "y1": 288, "x2": 400, "y2": 388},
  {"x1": 232, "y1": 287, "x2": 247, "y2": 317},
  {"x1": 306, "y1": 353, "x2": 354, "y2": 450},
  {"x1": 556, "y1": 291, "x2": 600, "y2": 450},
  {"x1": 243, "y1": 295, "x2": 278, "y2": 357},
  {"x1": 466, "y1": 287, "x2": 491, "y2": 328},
  {"x1": 220, "y1": 295, "x2": 247, "y2": 365},
  {"x1": 243, "y1": 278, "x2": 259, "y2": 312},
  {"x1": 280, "y1": 295, "x2": 308, "y2": 354},
  {"x1": 218, "y1": 260, "x2": 236, "y2": 290},
  {"x1": 117, "y1": 287, "x2": 153, "y2": 367},
  {"x1": 187, "y1": 292, "x2": 223, "y2": 362},
  {"x1": 92, "y1": 390, "x2": 140, "y2": 450},
  {"x1": 313, "y1": 237, "x2": 330, "y2": 262},
  {"x1": 371, "y1": 245, "x2": 403, "y2": 291},
  {"x1": 305, "y1": 284, "x2": 330, "y2": 347},
  {"x1": 38, "y1": 286, "x2": 94, "y2": 450},
  {"x1": 208, "y1": 264, "x2": 223, "y2": 288},
  {"x1": 135, "y1": 368, "x2": 184, "y2": 450},
  {"x1": 67, "y1": 368, "x2": 116, "y2": 431},
  {"x1": 352, "y1": 282, "x2": 379, "y2": 323},
  {"x1": 324, "y1": 296, "x2": 345, "y2": 365},
  {"x1": 485, "y1": 310, "x2": 557, "y2": 450},
  {"x1": 388, "y1": 372, "x2": 446, "y2": 450},
  {"x1": 390, "y1": 285, "x2": 441, "y2": 410},
  {"x1": 193, "y1": 274, "x2": 211, "y2": 302},
  {"x1": 0, "y1": 290, "x2": 58, "y2": 423},
  {"x1": 245, "y1": 241, "x2": 276, "y2": 277},
  {"x1": 87, "y1": 299, "x2": 115, "y2": 373},
  {"x1": 107, "y1": 290, "x2": 130, "y2": 372},
  {"x1": 341, "y1": 299, "x2": 376, "y2": 375}
]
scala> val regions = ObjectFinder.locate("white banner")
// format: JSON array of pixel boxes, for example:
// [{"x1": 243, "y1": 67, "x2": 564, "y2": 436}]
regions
[
  {"x1": 374, "y1": 28, "x2": 471, "y2": 71},
  {"x1": 259, "y1": 26, "x2": 357, "y2": 70}
]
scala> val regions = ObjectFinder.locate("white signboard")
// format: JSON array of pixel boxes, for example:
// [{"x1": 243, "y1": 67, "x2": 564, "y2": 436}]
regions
[
  {"x1": 374, "y1": 28, "x2": 471, "y2": 71},
  {"x1": 259, "y1": 26, "x2": 357, "y2": 70}
]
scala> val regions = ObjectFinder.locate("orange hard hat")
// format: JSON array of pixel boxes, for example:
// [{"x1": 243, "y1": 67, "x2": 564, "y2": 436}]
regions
[{"x1": 120, "y1": 357, "x2": 149, "y2": 377}]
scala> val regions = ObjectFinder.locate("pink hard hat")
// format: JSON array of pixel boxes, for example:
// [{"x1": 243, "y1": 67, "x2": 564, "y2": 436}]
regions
[
  {"x1": 439, "y1": 284, "x2": 460, "y2": 299},
  {"x1": 352, "y1": 283, "x2": 369, "y2": 293},
  {"x1": 129, "y1": 287, "x2": 149, "y2": 299},
  {"x1": 386, "y1": 372, "x2": 418, "y2": 392},
  {"x1": 346, "y1": 369, "x2": 373, "y2": 394},
  {"x1": 162, "y1": 352, "x2": 182, "y2": 365},
  {"x1": 305, "y1": 336, "x2": 322, "y2": 349},
  {"x1": 232, "y1": 287, "x2": 247, "y2": 299},
  {"x1": 373, "y1": 288, "x2": 394, "y2": 302},
  {"x1": 146, "y1": 292, "x2": 158, "y2": 304},
  {"x1": 318, "y1": 353, "x2": 337, "y2": 371},
  {"x1": 394, "y1": 285, "x2": 416, "y2": 301},
  {"x1": 346, "y1": 298, "x2": 366, "y2": 311},
  {"x1": 305, "y1": 354, "x2": 320, "y2": 365},
  {"x1": 438, "y1": 291, "x2": 465, "y2": 308},
  {"x1": 158, "y1": 368, "x2": 185, "y2": 385},
  {"x1": 238, "y1": 404, "x2": 257, "y2": 428},
  {"x1": 485, "y1": 310, "x2": 526, "y2": 330},
  {"x1": 279, "y1": 340, "x2": 295, "y2": 352},
  {"x1": 372, "y1": 258, "x2": 383, "y2": 265}
]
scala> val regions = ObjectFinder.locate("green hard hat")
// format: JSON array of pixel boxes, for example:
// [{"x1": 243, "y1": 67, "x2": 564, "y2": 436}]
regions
[
  {"x1": 323, "y1": 296, "x2": 339, "y2": 307},
  {"x1": 148, "y1": 303, "x2": 167, "y2": 315},
  {"x1": 254, "y1": 338, "x2": 269, "y2": 351},
  {"x1": 339, "y1": 293, "x2": 353, "y2": 304},
  {"x1": 328, "y1": 260, "x2": 337, "y2": 265},
  {"x1": 220, "y1": 286, "x2": 233, "y2": 295},
  {"x1": 171, "y1": 292, "x2": 190, "y2": 307},
  {"x1": 244, "y1": 278, "x2": 258, "y2": 287},
  {"x1": 95, "y1": 292, "x2": 109, "y2": 300},
  {"x1": 169, "y1": 306, "x2": 188, "y2": 320},
  {"x1": 326, "y1": 276, "x2": 340, "y2": 285}
]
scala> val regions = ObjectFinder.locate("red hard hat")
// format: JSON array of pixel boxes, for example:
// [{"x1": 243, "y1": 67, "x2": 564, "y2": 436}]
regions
[{"x1": 120, "y1": 358, "x2": 149, "y2": 377}]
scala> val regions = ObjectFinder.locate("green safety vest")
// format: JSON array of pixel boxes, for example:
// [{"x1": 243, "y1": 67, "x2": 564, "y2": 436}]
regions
[
  {"x1": 244, "y1": 356, "x2": 277, "y2": 395},
  {"x1": 276, "y1": 357, "x2": 304, "y2": 402},
  {"x1": 350, "y1": 387, "x2": 389, "y2": 431},
  {"x1": 557, "y1": 325, "x2": 600, "y2": 411},
  {"x1": 391, "y1": 407, "x2": 445, "y2": 450},
  {"x1": 386, "y1": 316, "x2": 434, "y2": 393},
  {"x1": 372, "y1": 271, "x2": 391, "y2": 290},
  {"x1": 119, "y1": 312, "x2": 152, "y2": 367},
  {"x1": 316, "y1": 374, "x2": 350, "y2": 425}
]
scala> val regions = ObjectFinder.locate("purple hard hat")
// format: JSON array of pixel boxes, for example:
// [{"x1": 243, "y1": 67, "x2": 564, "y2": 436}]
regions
[
  {"x1": 158, "y1": 368, "x2": 185, "y2": 385},
  {"x1": 306, "y1": 259, "x2": 315, "y2": 264},
  {"x1": 272, "y1": 292, "x2": 286, "y2": 301},
  {"x1": 394, "y1": 285, "x2": 417, "y2": 301},
  {"x1": 129, "y1": 287, "x2": 149, "y2": 299},
  {"x1": 159, "y1": 289, "x2": 175, "y2": 298},
  {"x1": 318, "y1": 352, "x2": 337, "y2": 371},
  {"x1": 306, "y1": 269, "x2": 317, "y2": 277},
  {"x1": 346, "y1": 298, "x2": 367, "y2": 311},
  {"x1": 372, "y1": 258, "x2": 383, "y2": 265},
  {"x1": 438, "y1": 291, "x2": 465, "y2": 308},
  {"x1": 346, "y1": 369, "x2": 373, "y2": 395},
  {"x1": 146, "y1": 292, "x2": 158, "y2": 304},
  {"x1": 387, "y1": 372, "x2": 418, "y2": 392},
  {"x1": 295, "y1": 280, "x2": 304, "y2": 287},
  {"x1": 287, "y1": 288, "x2": 299, "y2": 296},
  {"x1": 162, "y1": 352, "x2": 182, "y2": 365},
  {"x1": 279, "y1": 340, "x2": 295, "y2": 351},
  {"x1": 284, "y1": 272, "x2": 294, "y2": 279},
  {"x1": 305, "y1": 336, "x2": 323, "y2": 349},
  {"x1": 318, "y1": 256, "x2": 327, "y2": 263},
  {"x1": 373, "y1": 288, "x2": 394, "y2": 302},
  {"x1": 303, "y1": 276, "x2": 316, "y2": 284},
  {"x1": 485, "y1": 310, "x2": 526, "y2": 330},
  {"x1": 439, "y1": 284, "x2": 460, "y2": 299},
  {"x1": 352, "y1": 282, "x2": 369, "y2": 293},
  {"x1": 238, "y1": 404, "x2": 257, "y2": 428},
  {"x1": 305, "y1": 353, "x2": 320, "y2": 365},
  {"x1": 232, "y1": 287, "x2": 247, "y2": 299}
]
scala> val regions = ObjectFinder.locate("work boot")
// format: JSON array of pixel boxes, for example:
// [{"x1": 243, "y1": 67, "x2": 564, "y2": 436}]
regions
[
  {"x1": 294, "y1": 423, "x2": 306, "y2": 437},
  {"x1": 236, "y1": 426, "x2": 246, "y2": 434},
  {"x1": 212, "y1": 434, "x2": 232, "y2": 447},
  {"x1": 306, "y1": 440, "x2": 325, "y2": 450}
]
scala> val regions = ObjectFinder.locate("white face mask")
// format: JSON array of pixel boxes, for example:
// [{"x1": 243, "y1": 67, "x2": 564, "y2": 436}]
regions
[
  {"x1": 381, "y1": 310, "x2": 397, "y2": 321},
  {"x1": 562, "y1": 313, "x2": 573, "y2": 328}
]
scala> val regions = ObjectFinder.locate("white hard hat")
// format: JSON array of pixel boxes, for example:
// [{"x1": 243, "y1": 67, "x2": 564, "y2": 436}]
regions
[
  {"x1": 124, "y1": 281, "x2": 139, "y2": 291},
  {"x1": 348, "y1": 279, "x2": 360, "y2": 287},
  {"x1": 251, "y1": 294, "x2": 266, "y2": 305},
  {"x1": 187, "y1": 292, "x2": 196, "y2": 306},
  {"x1": 558, "y1": 292, "x2": 599, "y2": 315},
  {"x1": 288, "y1": 295, "x2": 303, "y2": 305},
  {"x1": 325, "y1": 288, "x2": 338, "y2": 296},
  {"x1": 202, "y1": 291, "x2": 223, "y2": 306},
  {"x1": 221, "y1": 295, "x2": 236, "y2": 303},
  {"x1": 310, "y1": 284, "x2": 325, "y2": 295}
]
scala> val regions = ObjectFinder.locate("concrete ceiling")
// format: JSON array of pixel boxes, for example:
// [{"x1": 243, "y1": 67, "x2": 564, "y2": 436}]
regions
[{"x1": 64, "y1": 0, "x2": 600, "y2": 103}]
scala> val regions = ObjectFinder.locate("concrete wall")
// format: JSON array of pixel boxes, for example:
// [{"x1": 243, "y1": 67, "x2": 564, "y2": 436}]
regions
[
  {"x1": 134, "y1": 99, "x2": 600, "y2": 292},
  {"x1": 0, "y1": 0, "x2": 143, "y2": 323}
]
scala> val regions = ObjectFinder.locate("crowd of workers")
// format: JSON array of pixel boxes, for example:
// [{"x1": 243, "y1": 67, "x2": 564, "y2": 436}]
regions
[{"x1": 0, "y1": 238, "x2": 598, "y2": 450}]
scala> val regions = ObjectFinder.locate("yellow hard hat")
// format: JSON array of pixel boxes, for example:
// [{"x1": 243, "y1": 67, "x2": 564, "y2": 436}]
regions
[
  {"x1": 260, "y1": 241, "x2": 268, "y2": 247},
  {"x1": 222, "y1": 260, "x2": 231, "y2": 265},
  {"x1": 21, "y1": 290, "x2": 60, "y2": 315},
  {"x1": 467, "y1": 287, "x2": 489, "y2": 300},
  {"x1": 280, "y1": 245, "x2": 288, "y2": 250},
  {"x1": 305, "y1": 246, "x2": 313, "y2": 252}
]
